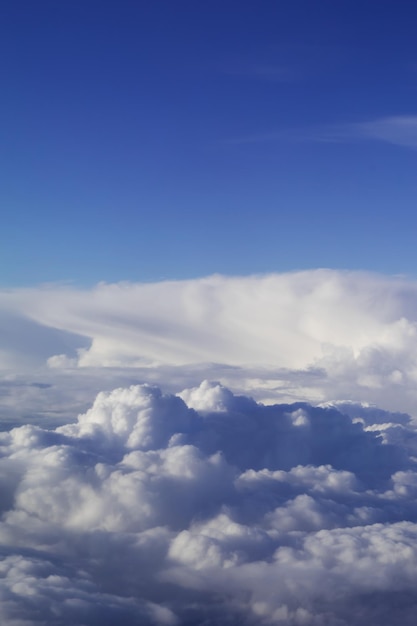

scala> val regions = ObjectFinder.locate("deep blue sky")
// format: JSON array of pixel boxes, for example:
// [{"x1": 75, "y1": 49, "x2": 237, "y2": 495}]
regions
[{"x1": 2, "y1": 0, "x2": 417, "y2": 285}]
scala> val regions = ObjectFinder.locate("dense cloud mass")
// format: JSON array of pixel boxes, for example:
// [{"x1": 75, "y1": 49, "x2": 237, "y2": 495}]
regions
[
  {"x1": 2, "y1": 270, "x2": 417, "y2": 413},
  {"x1": 2, "y1": 271, "x2": 417, "y2": 623},
  {"x1": 0, "y1": 380, "x2": 417, "y2": 624}
]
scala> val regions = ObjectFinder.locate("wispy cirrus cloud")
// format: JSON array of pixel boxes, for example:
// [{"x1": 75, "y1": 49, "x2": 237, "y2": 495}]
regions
[
  {"x1": 353, "y1": 115, "x2": 417, "y2": 149},
  {"x1": 229, "y1": 115, "x2": 417, "y2": 149}
]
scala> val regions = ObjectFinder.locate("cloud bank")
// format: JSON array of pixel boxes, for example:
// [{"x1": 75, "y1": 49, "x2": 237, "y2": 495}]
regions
[
  {"x1": 2, "y1": 270, "x2": 417, "y2": 414},
  {"x1": 0, "y1": 380, "x2": 417, "y2": 624}
]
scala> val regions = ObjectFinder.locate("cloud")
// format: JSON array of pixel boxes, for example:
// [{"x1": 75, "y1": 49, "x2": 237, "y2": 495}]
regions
[
  {"x1": 0, "y1": 309, "x2": 88, "y2": 370},
  {"x1": 308, "y1": 115, "x2": 417, "y2": 150},
  {"x1": 0, "y1": 381, "x2": 417, "y2": 624},
  {"x1": 229, "y1": 115, "x2": 417, "y2": 150},
  {"x1": 354, "y1": 115, "x2": 417, "y2": 149},
  {"x1": 2, "y1": 270, "x2": 417, "y2": 414}
]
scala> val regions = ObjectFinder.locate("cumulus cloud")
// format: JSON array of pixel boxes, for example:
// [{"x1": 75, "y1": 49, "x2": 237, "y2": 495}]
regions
[
  {"x1": 0, "y1": 380, "x2": 417, "y2": 624},
  {"x1": 2, "y1": 270, "x2": 417, "y2": 414}
]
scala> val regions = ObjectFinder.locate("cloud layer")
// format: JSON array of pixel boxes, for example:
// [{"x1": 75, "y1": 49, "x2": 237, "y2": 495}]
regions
[
  {"x1": 0, "y1": 381, "x2": 417, "y2": 624},
  {"x1": 2, "y1": 270, "x2": 417, "y2": 413}
]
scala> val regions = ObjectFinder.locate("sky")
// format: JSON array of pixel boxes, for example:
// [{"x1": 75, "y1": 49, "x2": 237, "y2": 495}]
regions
[
  {"x1": 3, "y1": 0, "x2": 417, "y2": 285},
  {"x1": 5, "y1": 3, "x2": 417, "y2": 625}
]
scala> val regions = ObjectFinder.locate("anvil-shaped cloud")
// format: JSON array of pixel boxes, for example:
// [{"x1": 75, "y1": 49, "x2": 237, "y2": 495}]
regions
[{"x1": 2, "y1": 270, "x2": 417, "y2": 413}]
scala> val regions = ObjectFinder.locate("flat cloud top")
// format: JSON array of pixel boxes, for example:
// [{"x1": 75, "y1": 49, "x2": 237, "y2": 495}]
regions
[
  {"x1": 4, "y1": 269, "x2": 415, "y2": 367},
  {"x1": 1, "y1": 269, "x2": 417, "y2": 414}
]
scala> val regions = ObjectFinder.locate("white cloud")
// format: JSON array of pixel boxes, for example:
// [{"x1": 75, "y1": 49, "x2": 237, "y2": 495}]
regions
[
  {"x1": 355, "y1": 115, "x2": 417, "y2": 149},
  {"x1": 0, "y1": 380, "x2": 416, "y2": 623},
  {"x1": 1, "y1": 270, "x2": 408, "y2": 369},
  {"x1": 231, "y1": 115, "x2": 417, "y2": 151},
  {"x1": 314, "y1": 115, "x2": 417, "y2": 150},
  {"x1": 2, "y1": 271, "x2": 417, "y2": 622},
  {"x1": 3, "y1": 270, "x2": 417, "y2": 414}
]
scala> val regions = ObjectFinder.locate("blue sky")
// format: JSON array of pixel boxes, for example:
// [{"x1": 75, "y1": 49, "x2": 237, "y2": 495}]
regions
[{"x1": 3, "y1": 0, "x2": 417, "y2": 285}]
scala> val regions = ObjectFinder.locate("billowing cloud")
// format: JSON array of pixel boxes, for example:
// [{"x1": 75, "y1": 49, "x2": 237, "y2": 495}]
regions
[
  {"x1": 0, "y1": 380, "x2": 417, "y2": 624},
  {"x1": 2, "y1": 270, "x2": 417, "y2": 414},
  {"x1": 8, "y1": 269, "x2": 413, "y2": 368}
]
